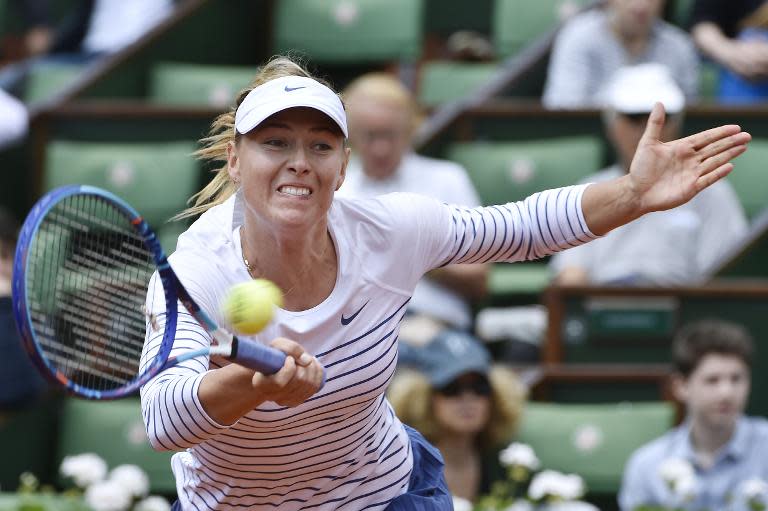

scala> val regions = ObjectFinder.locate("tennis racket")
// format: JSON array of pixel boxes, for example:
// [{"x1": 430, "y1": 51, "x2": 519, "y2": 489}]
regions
[{"x1": 12, "y1": 184, "x2": 292, "y2": 400}]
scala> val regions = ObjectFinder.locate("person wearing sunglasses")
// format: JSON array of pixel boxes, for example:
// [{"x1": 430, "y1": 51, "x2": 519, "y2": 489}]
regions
[
  {"x1": 550, "y1": 63, "x2": 748, "y2": 287},
  {"x1": 388, "y1": 331, "x2": 526, "y2": 503}
]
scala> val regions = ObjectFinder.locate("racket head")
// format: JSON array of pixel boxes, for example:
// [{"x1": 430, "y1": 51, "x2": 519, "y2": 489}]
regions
[{"x1": 12, "y1": 185, "x2": 179, "y2": 399}]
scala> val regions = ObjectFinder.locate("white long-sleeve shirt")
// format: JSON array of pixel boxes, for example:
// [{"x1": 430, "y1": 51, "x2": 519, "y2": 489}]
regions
[{"x1": 140, "y1": 186, "x2": 595, "y2": 510}]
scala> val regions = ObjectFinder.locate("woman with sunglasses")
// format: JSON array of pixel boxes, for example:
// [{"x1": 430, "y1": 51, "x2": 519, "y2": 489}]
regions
[{"x1": 389, "y1": 331, "x2": 526, "y2": 503}]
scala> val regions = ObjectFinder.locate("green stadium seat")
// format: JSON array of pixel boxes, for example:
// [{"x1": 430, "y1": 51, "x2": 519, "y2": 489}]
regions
[
  {"x1": 56, "y1": 398, "x2": 175, "y2": 495},
  {"x1": 516, "y1": 401, "x2": 675, "y2": 494},
  {"x1": 493, "y1": 0, "x2": 592, "y2": 58},
  {"x1": 149, "y1": 62, "x2": 258, "y2": 107},
  {"x1": 448, "y1": 136, "x2": 603, "y2": 300},
  {"x1": 43, "y1": 140, "x2": 199, "y2": 250},
  {"x1": 273, "y1": 0, "x2": 425, "y2": 64},
  {"x1": 447, "y1": 136, "x2": 602, "y2": 205},
  {"x1": 23, "y1": 61, "x2": 84, "y2": 105},
  {"x1": 418, "y1": 60, "x2": 497, "y2": 107},
  {"x1": 670, "y1": 0, "x2": 694, "y2": 27},
  {"x1": 727, "y1": 138, "x2": 768, "y2": 220},
  {"x1": 0, "y1": 398, "x2": 60, "y2": 491}
]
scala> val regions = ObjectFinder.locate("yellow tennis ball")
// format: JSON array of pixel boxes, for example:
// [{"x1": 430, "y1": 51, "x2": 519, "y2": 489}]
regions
[{"x1": 222, "y1": 279, "x2": 283, "y2": 335}]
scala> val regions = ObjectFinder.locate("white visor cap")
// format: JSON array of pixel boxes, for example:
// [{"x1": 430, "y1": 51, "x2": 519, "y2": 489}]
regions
[
  {"x1": 601, "y1": 63, "x2": 685, "y2": 115},
  {"x1": 235, "y1": 76, "x2": 348, "y2": 137}
]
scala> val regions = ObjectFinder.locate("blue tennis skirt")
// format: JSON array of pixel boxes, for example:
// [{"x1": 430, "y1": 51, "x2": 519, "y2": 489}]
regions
[{"x1": 171, "y1": 425, "x2": 453, "y2": 510}]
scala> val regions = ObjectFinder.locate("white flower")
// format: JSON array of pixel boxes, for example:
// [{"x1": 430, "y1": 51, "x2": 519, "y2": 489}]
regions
[
  {"x1": 658, "y1": 457, "x2": 695, "y2": 487},
  {"x1": 546, "y1": 502, "x2": 600, "y2": 511},
  {"x1": 658, "y1": 458, "x2": 697, "y2": 503},
  {"x1": 499, "y1": 442, "x2": 541, "y2": 470},
  {"x1": 60, "y1": 453, "x2": 108, "y2": 488},
  {"x1": 134, "y1": 496, "x2": 173, "y2": 511},
  {"x1": 452, "y1": 496, "x2": 473, "y2": 511},
  {"x1": 503, "y1": 500, "x2": 533, "y2": 511},
  {"x1": 109, "y1": 464, "x2": 149, "y2": 498},
  {"x1": 672, "y1": 473, "x2": 697, "y2": 502},
  {"x1": 84, "y1": 479, "x2": 133, "y2": 511},
  {"x1": 528, "y1": 470, "x2": 585, "y2": 501},
  {"x1": 739, "y1": 478, "x2": 768, "y2": 506}
]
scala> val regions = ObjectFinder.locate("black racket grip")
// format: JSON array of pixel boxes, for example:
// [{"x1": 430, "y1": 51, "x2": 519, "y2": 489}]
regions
[{"x1": 230, "y1": 337, "x2": 326, "y2": 389}]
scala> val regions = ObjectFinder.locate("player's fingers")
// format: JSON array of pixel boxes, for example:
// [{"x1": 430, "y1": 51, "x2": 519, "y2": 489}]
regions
[
  {"x1": 270, "y1": 354, "x2": 297, "y2": 388},
  {"x1": 682, "y1": 124, "x2": 743, "y2": 151},
  {"x1": 696, "y1": 132, "x2": 751, "y2": 161},
  {"x1": 700, "y1": 144, "x2": 748, "y2": 176},
  {"x1": 639, "y1": 102, "x2": 665, "y2": 142},
  {"x1": 697, "y1": 163, "x2": 734, "y2": 191},
  {"x1": 270, "y1": 337, "x2": 313, "y2": 366}
]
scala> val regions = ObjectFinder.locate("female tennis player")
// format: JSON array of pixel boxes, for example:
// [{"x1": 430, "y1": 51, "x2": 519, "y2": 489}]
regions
[{"x1": 140, "y1": 56, "x2": 750, "y2": 510}]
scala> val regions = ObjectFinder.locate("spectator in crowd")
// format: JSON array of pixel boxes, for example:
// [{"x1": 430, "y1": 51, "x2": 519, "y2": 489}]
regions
[
  {"x1": 388, "y1": 331, "x2": 525, "y2": 503},
  {"x1": 0, "y1": 207, "x2": 48, "y2": 411},
  {"x1": 550, "y1": 63, "x2": 747, "y2": 286},
  {"x1": 690, "y1": 0, "x2": 768, "y2": 103},
  {"x1": 338, "y1": 72, "x2": 489, "y2": 351},
  {"x1": 0, "y1": 0, "x2": 175, "y2": 98},
  {"x1": 619, "y1": 319, "x2": 768, "y2": 510},
  {"x1": 543, "y1": 0, "x2": 699, "y2": 109},
  {"x1": 480, "y1": 64, "x2": 747, "y2": 357}
]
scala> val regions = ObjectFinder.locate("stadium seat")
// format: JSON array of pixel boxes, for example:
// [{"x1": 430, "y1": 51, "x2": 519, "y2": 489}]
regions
[
  {"x1": 23, "y1": 61, "x2": 84, "y2": 105},
  {"x1": 273, "y1": 0, "x2": 425, "y2": 64},
  {"x1": 447, "y1": 136, "x2": 603, "y2": 300},
  {"x1": 447, "y1": 136, "x2": 602, "y2": 205},
  {"x1": 493, "y1": 0, "x2": 592, "y2": 58},
  {"x1": 43, "y1": 140, "x2": 199, "y2": 249},
  {"x1": 516, "y1": 401, "x2": 675, "y2": 494},
  {"x1": 418, "y1": 60, "x2": 497, "y2": 107},
  {"x1": 0, "y1": 398, "x2": 60, "y2": 491},
  {"x1": 670, "y1": 0, "x2": 694, "y2": 27},
  {"x1": 149, "y1": 62, "x2": 258, "y2": 107},
  {"x1": 727, "y1": 137, "x2": 768, "y2": 220},
  {"x1": 56, "y1": 398, "x2": 175, "y2": 495}
]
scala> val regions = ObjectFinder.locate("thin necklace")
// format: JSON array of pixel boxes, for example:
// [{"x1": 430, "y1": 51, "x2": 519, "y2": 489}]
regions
[{"x1": 240, "y1": 229, "x2": 330, "y2": 298}]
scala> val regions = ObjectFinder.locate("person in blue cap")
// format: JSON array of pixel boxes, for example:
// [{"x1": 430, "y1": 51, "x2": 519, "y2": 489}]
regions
[{"x1": 389, "y1": 331, "x2": 526, "y2": 503}]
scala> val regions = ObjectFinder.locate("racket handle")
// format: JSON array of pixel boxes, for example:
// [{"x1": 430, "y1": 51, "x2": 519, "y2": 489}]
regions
[
  {"x1": 230, "y1": 337, "x2": 326, "y2": 389},
  {"x1": 230, "y1": 337, "x2": 286, "y2": 374}
]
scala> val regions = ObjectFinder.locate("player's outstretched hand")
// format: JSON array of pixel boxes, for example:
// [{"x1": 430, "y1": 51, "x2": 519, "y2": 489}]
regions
[
  {"x1": 627, "y1": 102, "x2": 751, "y2": 214},
  {"x1": 252, "y1": 337, "x2": 324, "y2": 407}
]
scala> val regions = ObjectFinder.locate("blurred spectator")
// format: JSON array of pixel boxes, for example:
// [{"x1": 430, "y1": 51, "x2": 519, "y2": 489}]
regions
[
  {"x1": 388, "y1": 331, "x2": 526, "y2": 503},
  {"x1": 0, "y1": 206, "x2": 48, "y2": 410},
  {"x1": 619, "y1": 319, "x2": 768, "y2": 510},
  {"x1": 0, "y1": 0, "x2": 174, "y2": 97},
  {"x1": 338, "y1": 73, "x2": 489, "y2": 352},
  {"x1": 477, "y1": 63, "x2": 747, "y2": 359},
  {"x1": 550, "y1": 63, "x2": 747, "y2": 286},
  {"x1": 543, "y1": 0, "x2": 699, "y2": 109},
  {"x1": 690, "y1": 0, "x2": 768, "y2": 103},
  {"x1": 0, "y1": 88, "x2": 28, "y2": 149}
]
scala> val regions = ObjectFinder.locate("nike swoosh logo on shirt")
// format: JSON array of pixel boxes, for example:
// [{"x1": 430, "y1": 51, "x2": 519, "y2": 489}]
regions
[
  {"x1": 284, "y1": 86, "x2": 307, "y2": 92},
  {"x1": 341, "y1": 301, "x2": 368, "y2": 325}
]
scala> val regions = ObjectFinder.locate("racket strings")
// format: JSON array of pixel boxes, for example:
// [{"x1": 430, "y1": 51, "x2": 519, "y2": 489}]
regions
[{"x1": 26, "y1": 195, "x2": 156, "y2": 391}]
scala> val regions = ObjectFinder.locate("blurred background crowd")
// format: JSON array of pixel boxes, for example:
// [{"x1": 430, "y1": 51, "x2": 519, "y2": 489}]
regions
[{"x1": 1, "y1": 0, "x2": 768, "y2": 510}]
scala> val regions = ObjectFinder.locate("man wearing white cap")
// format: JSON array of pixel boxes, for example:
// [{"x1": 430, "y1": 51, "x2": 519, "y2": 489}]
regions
[
  {"x1": 140, "y1": 56, "x2": 751, "y2": 510},
  {"x1": 550, "y1": 64, "x2": 748, "y2": 286}
]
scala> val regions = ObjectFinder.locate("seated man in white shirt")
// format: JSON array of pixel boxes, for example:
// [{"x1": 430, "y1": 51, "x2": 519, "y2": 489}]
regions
[
  {"x1": 338, "y1": 73, "x2": 489, "y2": 353},
  {"x1": 550, "y1": 63, "x2": 748, "y2": 286},
  {"x1": 478, "y1": 64, "x2": 749, "y2": 359}
]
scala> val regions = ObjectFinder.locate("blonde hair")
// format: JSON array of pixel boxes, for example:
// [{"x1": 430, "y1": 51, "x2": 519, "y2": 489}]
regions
[
  {"x1": 176, "y1": 56, "x2": 336, "y2": 219},
  {"x1": 342, "y1": 72, "x2": 423, "y2": 134},
  {"x1": 387, "y1": 365, "x2": 527, "y2": 450}
]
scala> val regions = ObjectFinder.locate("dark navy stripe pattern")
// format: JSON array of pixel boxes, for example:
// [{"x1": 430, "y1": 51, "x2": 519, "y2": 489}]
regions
[{"x1": 139, "y1": 185, "x2": 596, "y2": 510}]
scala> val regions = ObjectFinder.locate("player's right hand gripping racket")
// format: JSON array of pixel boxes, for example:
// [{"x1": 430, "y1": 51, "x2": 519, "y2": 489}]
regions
[{"x1": 12, "y1": 184, "x2": 297, "y2": 399}]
